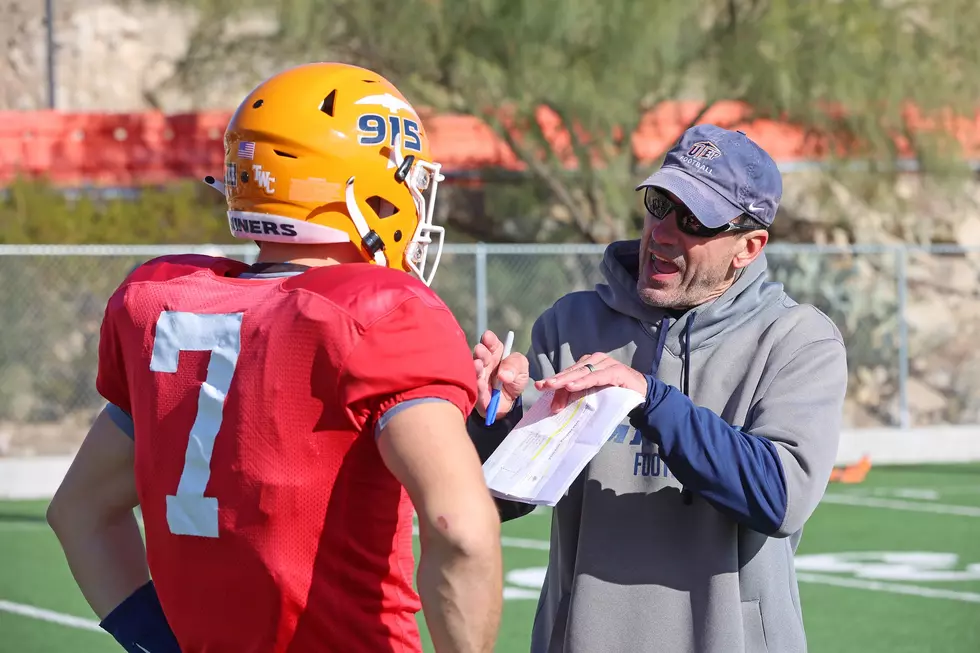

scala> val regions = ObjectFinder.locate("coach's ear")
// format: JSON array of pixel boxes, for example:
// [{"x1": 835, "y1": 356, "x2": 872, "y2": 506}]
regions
[{"x1": 732, "y1": 229, "x2": 768, "y2": 270}]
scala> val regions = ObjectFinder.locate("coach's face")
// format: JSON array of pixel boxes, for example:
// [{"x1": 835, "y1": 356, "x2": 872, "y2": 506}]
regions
[{"x1": 637, "y1": 190, "x2": 767, "y2": 310}]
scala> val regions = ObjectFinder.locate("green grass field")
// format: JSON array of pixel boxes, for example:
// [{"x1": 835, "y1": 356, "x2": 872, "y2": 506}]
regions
[{"x1": 1, "y1": 464, "x2": 978, "y2": 652}]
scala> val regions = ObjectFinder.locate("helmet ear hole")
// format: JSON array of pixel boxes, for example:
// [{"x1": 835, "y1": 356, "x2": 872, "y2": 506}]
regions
[{"x1": 365, "y1": 195, "x2": 399, "y2": 219}]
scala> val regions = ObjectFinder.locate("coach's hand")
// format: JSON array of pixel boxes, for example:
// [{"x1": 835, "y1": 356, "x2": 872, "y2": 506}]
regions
[
  {"x1": 536, "y1": 353, "x2": 650, "y2": 414},
  {"x1": 473, "y1": 330, "x2": 530, "y2": 420}
]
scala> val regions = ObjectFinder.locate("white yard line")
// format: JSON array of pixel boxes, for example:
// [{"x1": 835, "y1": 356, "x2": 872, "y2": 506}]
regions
[
  {"x1": 821, "y1": 493, "x2": 980, "y2": 517},
  {"x1": 920, "y1": 485, "x2": 980, "y2": 496},
  {"x1": 4, "y1": 535, "x2": 978, "y2": 639},
  {"x1": 6, "y1": 571, "x2": 977, "y2": 641},
  {"x1": 878, "y1": 489, "x2": 942, "y2": 501},
  {"x1": 795, "y1": 573, "x2": 980, "y2": 603},
  {"x1": 500, "y1": 535, "x2": 551, "y2": 551},
  {"x1": 839, "y1": 485, "x2": 980, "y2": 500},
  {"x1": 0, "y1": 599, "x2": 103, "y2": 633}
]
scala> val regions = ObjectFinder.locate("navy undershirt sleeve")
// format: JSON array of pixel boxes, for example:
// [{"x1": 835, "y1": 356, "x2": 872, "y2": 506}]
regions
[
  {"x1": 105, "y1": 403, "x2": 135, "y2": 440},
  {"x1": 374, "y1": 397, "x2": 452, "y2": 439},
  {"x1": 629, "y1": 376, "x2": 788, "y2": 535}
]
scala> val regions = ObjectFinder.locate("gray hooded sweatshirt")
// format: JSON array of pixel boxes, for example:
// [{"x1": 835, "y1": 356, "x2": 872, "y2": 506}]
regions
[{"x1": 468, "y1": 239, "x2": 848, "y2": 653}]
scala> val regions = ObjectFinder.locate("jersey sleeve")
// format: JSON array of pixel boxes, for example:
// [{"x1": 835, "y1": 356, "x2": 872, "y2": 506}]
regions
[
  {"x1": 95, "y1": 285, "x2": 133, "y2": 418},
  {"x1": 339, "y1": 294, "x2": 478, "y2": 437}
]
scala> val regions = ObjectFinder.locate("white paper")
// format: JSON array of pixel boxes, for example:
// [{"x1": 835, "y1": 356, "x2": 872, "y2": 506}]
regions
[{"x1": 482, "y1": 386, "x2": 646, "y2": 506}]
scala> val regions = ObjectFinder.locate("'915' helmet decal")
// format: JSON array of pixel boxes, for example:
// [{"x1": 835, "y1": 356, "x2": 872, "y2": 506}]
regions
[{"x1": 357, "y1": 114, "x2": 422, "y2": 152}]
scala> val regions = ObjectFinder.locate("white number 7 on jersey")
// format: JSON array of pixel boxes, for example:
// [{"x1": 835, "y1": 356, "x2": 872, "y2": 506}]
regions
[{"x1": 150, "y1": 310, "x2": 244, "y2": 538}]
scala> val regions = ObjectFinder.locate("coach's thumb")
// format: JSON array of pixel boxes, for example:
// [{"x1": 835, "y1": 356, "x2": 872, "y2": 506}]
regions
[{"x1": 498, "y1": 353, "x2": 529, "y2": 398}]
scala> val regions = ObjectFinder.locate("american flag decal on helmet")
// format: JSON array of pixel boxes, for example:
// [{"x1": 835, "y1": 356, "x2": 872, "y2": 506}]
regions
[
  {"x1": 238, "y1": 141, "x2": 256, "y2": 160},
  {"x1": 688, "y1": 141, "x2": 722, "y2": 160}
]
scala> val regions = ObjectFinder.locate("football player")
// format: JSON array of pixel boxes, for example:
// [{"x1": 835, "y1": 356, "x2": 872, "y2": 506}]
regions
[{"x1": 47, "y1": 62, "x2": 503, "y2": 653}]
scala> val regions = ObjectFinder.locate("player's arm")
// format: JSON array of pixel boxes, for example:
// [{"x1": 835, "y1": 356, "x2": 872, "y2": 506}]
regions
[
  {"x1": 50, "y1": 283, "x2": 179, "y2": 653},
  {"x1": 340, "y1": 286, "x2": 503, "y2": 653},
  {"x1": 47, "y1": 407, "x2": 145, "y2": 617},
  {"x1": 379, "y1": 400, "x2": 502, "y2": 653},
  {"x1": 47, "y1": 406, "x2": 180, "y2": 652}
]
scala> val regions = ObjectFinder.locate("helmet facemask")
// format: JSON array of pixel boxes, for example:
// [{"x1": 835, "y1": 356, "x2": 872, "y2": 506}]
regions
[
  {"x1": 404, "y1": 157, "x2": 445, "y2": 286},
  {"x1": 385, "y1": 133, "x2": 446, "y2": 286}
]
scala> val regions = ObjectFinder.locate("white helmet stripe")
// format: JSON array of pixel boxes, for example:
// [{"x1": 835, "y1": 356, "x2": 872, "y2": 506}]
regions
[{"x1": 227, "y1": 211, "x2": 351, "y2": 245}]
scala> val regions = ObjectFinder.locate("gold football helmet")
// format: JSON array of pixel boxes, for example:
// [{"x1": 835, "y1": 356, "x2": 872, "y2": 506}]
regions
[{"x1": 207, "y1": 62, "x2": 446, "y2": 285}]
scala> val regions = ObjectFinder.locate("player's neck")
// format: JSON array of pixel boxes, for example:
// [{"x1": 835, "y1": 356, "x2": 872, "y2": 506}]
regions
[{"x1": 255, "y1": 242, "x2": 365, "y2": 267}]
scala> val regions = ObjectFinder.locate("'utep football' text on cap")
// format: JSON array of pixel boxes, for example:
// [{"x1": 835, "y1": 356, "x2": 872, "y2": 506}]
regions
[{"x1": 635, "y1": 124, "x2": 782, "y2": 228}]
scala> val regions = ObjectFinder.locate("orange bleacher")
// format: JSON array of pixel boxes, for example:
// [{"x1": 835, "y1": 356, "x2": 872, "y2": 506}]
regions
[{"x1": 2, "y1": 102, "x2": 979, "y2": 186}]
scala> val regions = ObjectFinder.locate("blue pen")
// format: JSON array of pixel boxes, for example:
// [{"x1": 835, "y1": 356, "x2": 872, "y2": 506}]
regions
[{"x1": 485, "y1": 330, "x2": 515, "y2": 426}]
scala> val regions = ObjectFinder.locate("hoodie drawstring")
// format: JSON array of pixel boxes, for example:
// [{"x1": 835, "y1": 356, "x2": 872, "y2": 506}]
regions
[
  {"x1": 651, "y1": 316, "x2": 670, "y2": 376},
  {"x1": 649, "y1": 312, "x2": 695, "y2": 394},
  {"x1": 683, "y1": 312, "x2": 695, "y2": 396},
  {"x1": 681, "y1": 312, "x2": 696, "y2": 504},
  {"x1": 651, "y1": 312, "x2": 697, "y2": 505}
]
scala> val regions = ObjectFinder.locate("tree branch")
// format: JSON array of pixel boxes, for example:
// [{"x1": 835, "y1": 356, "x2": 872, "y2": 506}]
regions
[
  {"x1": 482, "y1": 109, "x2": 593, "y2": 241},
  {"x1": 545, "y1": 103, "x2": 618, "y2": 241},
  {"x1": 639, "y1": 98, "x2": 720, "y2": 172}
]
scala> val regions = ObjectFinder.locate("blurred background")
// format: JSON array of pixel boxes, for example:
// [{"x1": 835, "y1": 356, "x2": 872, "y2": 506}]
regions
[{"x1": 0, "y1": 1, "x2": 979, "y2": 652}]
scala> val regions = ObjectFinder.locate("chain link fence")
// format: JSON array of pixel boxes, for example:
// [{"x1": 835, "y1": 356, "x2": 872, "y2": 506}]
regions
[{"x1": 1, "y1": 243, "x2": 978, "y2": 455}]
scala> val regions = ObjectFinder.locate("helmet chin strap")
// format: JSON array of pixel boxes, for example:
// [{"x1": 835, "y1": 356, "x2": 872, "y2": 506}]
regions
[
  {"x1": 344, "y1": 132, "x2": 409, "y2": 268},
  {"x1": 345, "y1": 177, "x2": 387, "y2": 266}
]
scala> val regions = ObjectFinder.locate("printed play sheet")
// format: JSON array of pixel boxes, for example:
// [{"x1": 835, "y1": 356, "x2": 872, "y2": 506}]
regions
[{"x1": 482, "y1": 386, "x2": 646, "y2": 506}]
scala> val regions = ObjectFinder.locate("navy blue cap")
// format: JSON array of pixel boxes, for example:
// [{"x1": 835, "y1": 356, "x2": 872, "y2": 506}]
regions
[{"x1": 635, "y1": 124, "x2": 782, "y2": 228}]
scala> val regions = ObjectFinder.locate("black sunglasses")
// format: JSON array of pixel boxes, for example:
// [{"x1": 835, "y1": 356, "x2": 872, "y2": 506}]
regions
[{"x1": 643, "y1": 187, "x2": 761, "y2": 238}]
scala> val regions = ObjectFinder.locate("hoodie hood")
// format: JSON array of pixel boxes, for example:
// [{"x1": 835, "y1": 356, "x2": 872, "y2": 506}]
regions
[{"x1": 595, "y1": 239, "x2": 781, "y2": 359}]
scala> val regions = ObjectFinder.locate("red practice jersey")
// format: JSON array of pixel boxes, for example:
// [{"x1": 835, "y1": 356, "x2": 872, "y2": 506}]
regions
[{"x1": 95, "y1": 254, "x2": 478, "y2": 653}]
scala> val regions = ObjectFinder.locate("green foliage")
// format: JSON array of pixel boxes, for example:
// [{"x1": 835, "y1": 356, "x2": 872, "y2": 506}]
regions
[
  {"x1": 0, "y1": 254, "x2": 139, "y2": 422},
  {"x1": 766, "y1": 249, "x2": 902, "y2": 425},
  {"x1": 713, "y1": 0, "x2": 980, "y2": 174},
  {"x1": 151, "y1": 0, "x2": 980, "y2": 244},
  {"x1": 0, "y1": 177, "x2": 236, "y2": 245},
  {"x1": 11, "y1": 1, "x2": 980, "y2": 428},
  {"x1": 0, "y1": 177, "x2": 241, "y2": 421}
]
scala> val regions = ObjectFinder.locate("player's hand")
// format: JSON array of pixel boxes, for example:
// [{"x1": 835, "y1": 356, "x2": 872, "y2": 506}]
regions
[
  {"x1": 535, "y1": 353, "x2": 649, "y2": 414},
  {"x1": 473, "y1": 330, "x2": 529, "y2": 420}
]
